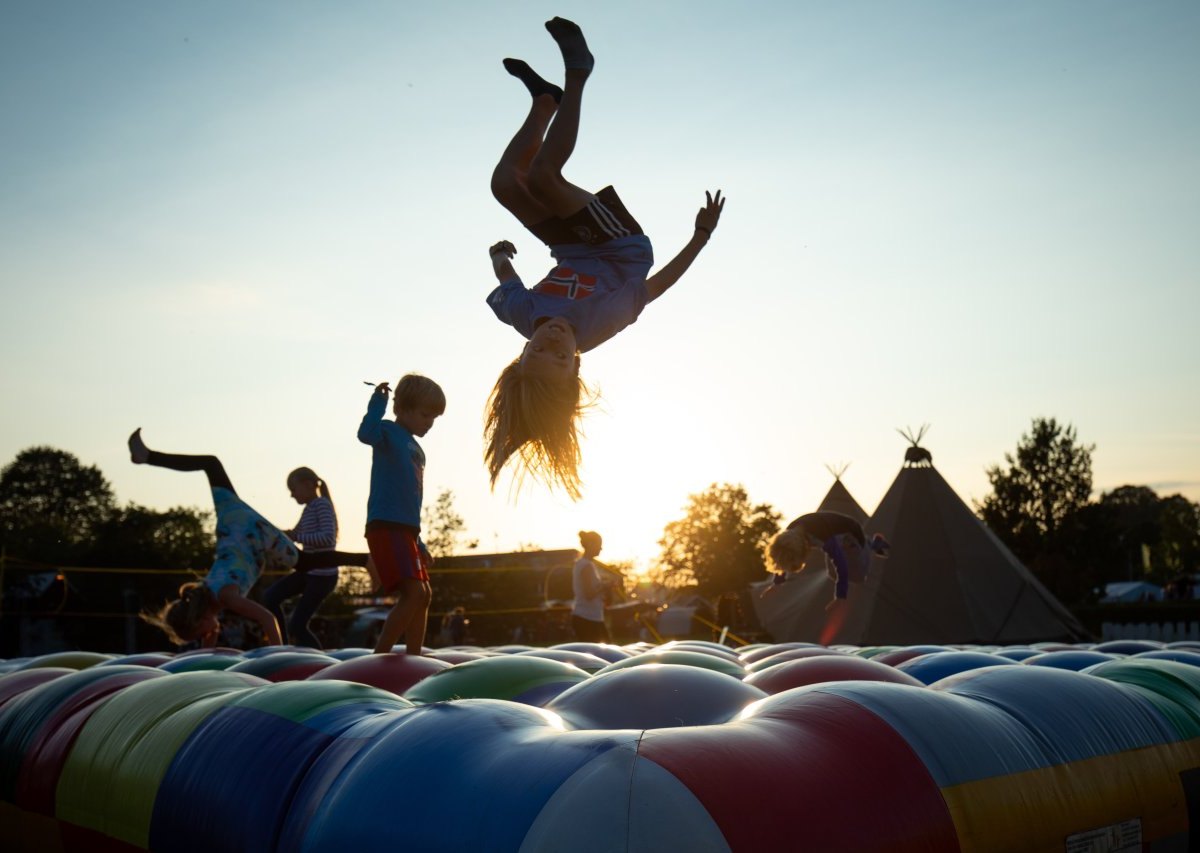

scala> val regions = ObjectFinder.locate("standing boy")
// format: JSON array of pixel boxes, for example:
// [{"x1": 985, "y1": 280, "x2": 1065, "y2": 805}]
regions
[{"x1": 358, "y1": 374, "x2": 445, "y2": 655}]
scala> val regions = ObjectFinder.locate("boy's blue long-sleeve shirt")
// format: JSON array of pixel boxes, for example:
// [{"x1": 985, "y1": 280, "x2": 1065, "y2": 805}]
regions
[{"x1": 357, "y1": 391, "x2": 425, "y2": 528}]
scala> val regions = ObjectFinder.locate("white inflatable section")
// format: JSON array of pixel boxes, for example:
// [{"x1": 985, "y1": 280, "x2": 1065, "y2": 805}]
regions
[{"x1": 520, "y1": 745, "x2": 730, "y2": 852}]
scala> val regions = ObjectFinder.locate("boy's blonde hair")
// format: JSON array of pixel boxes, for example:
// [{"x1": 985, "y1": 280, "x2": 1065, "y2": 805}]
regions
[
  {"x1": 484, "y1": 357, "x2": 592, "y2": 500},
  {"x1": 766, "y1": 528, "x2": 812, "y2": 575},
  {"x1": 140, "y1": 581, "x2": 216, "y2": 645},
  {"x1": 394, "y1": 373, "x2": 446, "y2": 413}
]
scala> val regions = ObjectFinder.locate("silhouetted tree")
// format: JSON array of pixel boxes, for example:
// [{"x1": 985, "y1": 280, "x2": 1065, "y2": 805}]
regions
[
  {"x1": 1097, "y1": 485, "x2": 1162, "y2": 582},
  {"x1": 86, "y1": 504, "x2": 214, "y2": 569},
  {"x1": 977, "y1": 418, "x2": 1094, "y2": 558},
  {"x1": 421, "y1": 489, "x2": 478, "y2": 558},
  {"x1": 656, "y1": 483, "x2": 780, "y2": 595},
  {"x1": 976, "y1": 418, "x2": 1095, "y2": 603},
  {"x1": 1150, "y1": 494, "x2": 1200, "y2": 583},
  {"x1": 0, "y1": 447, "x2": 115, "y2": 562}
]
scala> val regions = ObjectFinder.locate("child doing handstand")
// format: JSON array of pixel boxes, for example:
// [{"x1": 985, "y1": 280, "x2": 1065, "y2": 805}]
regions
[
  {"x1": 131, "y1": 430, "x2": 372, "y2": 648},
  {"x1": 764, "y1": 511, "x2": 891, "y2": 608},
  {"x1": 486, "y1": 17, "x2": 725, "y2": 499},
  {"x1": 358, "y1": 374, "x2": 445, "y2": 655}
]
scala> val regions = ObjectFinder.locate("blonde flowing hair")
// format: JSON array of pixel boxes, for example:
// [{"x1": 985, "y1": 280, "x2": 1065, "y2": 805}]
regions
[
  {"x1": 484, "y1": 357, "x2": 593, "y2": 500},
  {"x1": 140, "y1": 581, "x2": 216, "y2": 645},
  {"x1": 766, "y1": 528, "x2": 812, "y2": 575}
]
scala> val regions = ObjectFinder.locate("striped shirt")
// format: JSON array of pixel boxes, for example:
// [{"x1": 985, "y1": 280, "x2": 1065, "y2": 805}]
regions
[{"x1": 291, "y1": 496, "x2": 339, "y2": 576}]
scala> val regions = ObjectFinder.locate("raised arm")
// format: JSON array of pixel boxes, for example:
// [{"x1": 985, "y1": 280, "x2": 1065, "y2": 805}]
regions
[
  {"x1": 489, "y1": 240, "x2": 520, "y2": 284},
  {"x1": 357, "y1": 384, "x2": 390, "y2": 446},
  {"x1": 644, "y1": 190, "x2": 725, "y2": 302}
]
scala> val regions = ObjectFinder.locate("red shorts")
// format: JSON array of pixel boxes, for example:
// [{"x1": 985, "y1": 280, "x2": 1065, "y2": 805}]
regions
[{"x1": 366, "y1": 526, "x2": 430, "y2": 592}]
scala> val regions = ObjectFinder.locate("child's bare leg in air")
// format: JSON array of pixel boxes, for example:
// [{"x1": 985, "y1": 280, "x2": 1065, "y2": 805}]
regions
[
  {"x1": 129, "y1": 428, "x2": 234, "y2": 492},
  {"x1": 373, "y1": 577, "x2": 432, "y2": 655},
  {"x1": 527, "y1": 17, "x2": 596, "y2": 219},
  {"x1": 491, "y1": 61, "x2": 559, "y2": 227},
  {"x1": 494, "y1": 17, "x2": 596, "y2": 226}
]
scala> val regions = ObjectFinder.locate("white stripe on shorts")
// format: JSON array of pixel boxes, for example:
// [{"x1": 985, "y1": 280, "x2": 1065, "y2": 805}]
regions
[{"x1": 586, "y1": 198, "x2": 630, "y2": 239}]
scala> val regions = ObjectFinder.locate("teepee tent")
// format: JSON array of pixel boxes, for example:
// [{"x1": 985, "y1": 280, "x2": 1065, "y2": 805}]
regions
[
  {"x1": 754, "y1": 444, "x2": 1089, "y2": 645},
  {"x1": 812, "y1": 464, "x2": 868, "y2": 524}
]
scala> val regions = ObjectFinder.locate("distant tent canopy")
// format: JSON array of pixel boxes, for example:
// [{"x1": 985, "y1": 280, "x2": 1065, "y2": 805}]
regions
[
  {"x1": 753, "y1": 446, "x2": 1089, "y2": 646},
  {"x1": 1101, "y1": 582, "x2": 1163, "y2": 604}
]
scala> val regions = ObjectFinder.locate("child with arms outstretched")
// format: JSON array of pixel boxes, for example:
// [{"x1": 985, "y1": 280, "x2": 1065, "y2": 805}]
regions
[
  {"x1": 486, "y1": 17, "x2": 725, "y2": 499},
  {"x1": 763, "y1": 511, "x2": 890, "y2": 609},
  {"x1": 358, "y1": 374, "x2": 445, "y2": 655},
  {"x1": 130, "y1": 430, "x2": 372, "y2": 648}
]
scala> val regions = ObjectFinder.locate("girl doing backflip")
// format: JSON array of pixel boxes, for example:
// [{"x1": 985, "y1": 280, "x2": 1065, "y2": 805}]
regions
[{"x1": 485, "y1": 17, "x2": 725, "y2": 499}]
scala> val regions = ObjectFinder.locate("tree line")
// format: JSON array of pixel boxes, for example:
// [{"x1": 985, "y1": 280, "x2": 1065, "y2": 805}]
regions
[{"x1": 3, "y1": 419, "x2": 1199, "y2": 612}]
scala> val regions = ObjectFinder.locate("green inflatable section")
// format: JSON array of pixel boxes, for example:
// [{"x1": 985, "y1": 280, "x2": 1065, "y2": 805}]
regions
[
  {"x1": 223, "y1": 679, "x2": 412, "y2": 725},
  {"x1": 160, "y1": 655, "x2": 243, "y2": 673},
  {"x1": 853, "y1": 646, "x2": 901, "y2": 660},
  {"x1": 56, "y1": 671, "x2": 266, "y2": 848},
  {"x1": 404, "y1": 655, "x2": 590, "y2": 704},
  {"x1": 1086, "y1": 659, "x2": 1200, "y2": 739},
  {"x1": 595, "y1": 650, "x2": 746, "y2": 679},
  {"x1": 14, "y1": 651, "x2": 115, "y2": 671},
  {"x1": 0, "y1": 665, "x2": 155, "y2": 803}
]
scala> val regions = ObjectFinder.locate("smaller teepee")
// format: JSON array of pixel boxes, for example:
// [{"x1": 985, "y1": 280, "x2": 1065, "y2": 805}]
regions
[{"x1": 813, "y1": 463, "x2": 868, "y2": 523}]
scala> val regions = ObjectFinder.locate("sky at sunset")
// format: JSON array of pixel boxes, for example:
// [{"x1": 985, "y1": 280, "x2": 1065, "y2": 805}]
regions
[{"x1": 2, "y1": 1, "x2": 1198, "y2": 571}]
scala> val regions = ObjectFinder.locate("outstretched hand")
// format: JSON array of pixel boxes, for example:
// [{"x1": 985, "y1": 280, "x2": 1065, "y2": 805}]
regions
[
  {"x1": 695, "y1": 190, "x2": 725, "y2": 238},
  {"x1": 489, "y1": 240, "x2": 517, "y2": 262}
]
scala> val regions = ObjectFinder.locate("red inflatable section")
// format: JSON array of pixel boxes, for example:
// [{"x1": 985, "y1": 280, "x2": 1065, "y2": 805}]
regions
[
  {"x1": 637, "y1": 690, "x2": 960, "y2": 852},
  {"x1": 307, "y1": 652, "x2": 451, "y2": 695}
]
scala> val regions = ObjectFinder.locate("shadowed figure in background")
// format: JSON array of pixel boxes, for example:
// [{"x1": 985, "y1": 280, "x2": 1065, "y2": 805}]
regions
[
  {"x1": 486, "y1": 16, "x2": 725, "y2": 499},
  {"x1": 572, "y1": 530, "x2": 612, "y2": 642}
]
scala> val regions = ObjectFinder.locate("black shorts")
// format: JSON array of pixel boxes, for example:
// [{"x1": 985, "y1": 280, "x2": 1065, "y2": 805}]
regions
[{"x1": 526, "y1": 186, "x2": 644, "y2": 247}]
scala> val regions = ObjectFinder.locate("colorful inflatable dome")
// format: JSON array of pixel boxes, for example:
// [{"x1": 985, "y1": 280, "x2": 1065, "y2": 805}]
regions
[{"x1": 1, "y1": 642, "x2": 1198, "y2": 851}]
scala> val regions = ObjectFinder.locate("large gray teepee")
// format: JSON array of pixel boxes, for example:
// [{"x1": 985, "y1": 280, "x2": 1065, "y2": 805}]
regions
[{"x1": 754, "y1": 449, "x2": 1089, "y2": 645}]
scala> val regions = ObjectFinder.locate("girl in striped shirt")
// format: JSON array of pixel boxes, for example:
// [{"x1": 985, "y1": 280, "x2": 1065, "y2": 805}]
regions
[{"x1": 262, "y1": 467, "x2": 342, "y2": 649}]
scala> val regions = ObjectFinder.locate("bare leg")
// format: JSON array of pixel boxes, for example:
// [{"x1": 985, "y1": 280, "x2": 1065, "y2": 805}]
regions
[
  {"x1": 405, "y1": 580, "x2": 432, "y2": 656},
  {"x1": 373, "y1": 577, "x2": 432, "y2": 655},
  {"x1": 129, "y1": 429, "x2": 234, "y2": 492},
  {"x1": 527, "y1": 21, "x2": 597, "y2": 216},
  {"x1": 491, "y1": 93, "x2": 558, "y2": 226}
]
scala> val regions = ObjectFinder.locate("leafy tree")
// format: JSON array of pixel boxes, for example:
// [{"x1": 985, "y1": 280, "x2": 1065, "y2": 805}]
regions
[
  {"x1": 655, "y1": 483, "x2": 781, "y2": 595},
  {"x1": 1150, "y1": 494, "x2": 1200, "y2": 582},
  {"x1": 0, "y1": 447, "x2": 116, "y2": 562},
  {"x1": 976, "y1": 418, "x2": 1095, "y2": 604},
  {"x1": 86, "y1": 504, "x2": 214, "y2": 570},
  {"x1": 976, "y1": 418, "x2": 1094, "y2": 560},
  {"x1": 421, "y1": 489, "x2": 478, "y2": 558},
  {"x1": 1095, "y1": 485, "x2": 1162, "y2": 582}
]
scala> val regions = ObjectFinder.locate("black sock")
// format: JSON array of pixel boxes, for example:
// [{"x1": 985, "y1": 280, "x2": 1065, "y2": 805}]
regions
[
  {"x1": 544, "y1": 17, "x2": 594, "y2": 73},
  {"x1": 503, "y1": 58, "x2": 563, "y2": 102}
]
